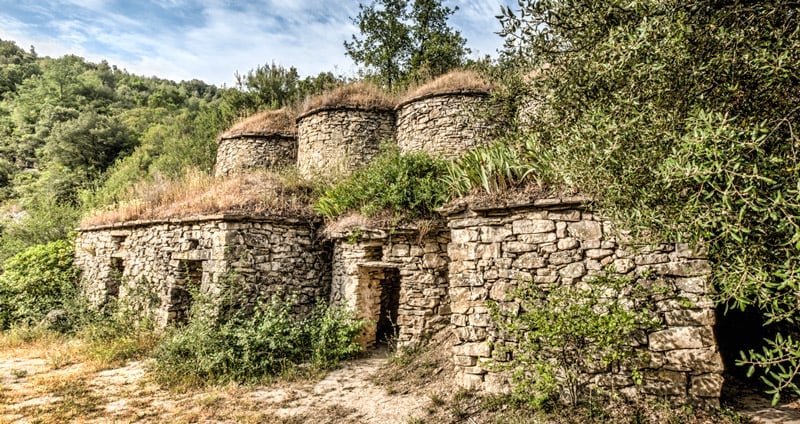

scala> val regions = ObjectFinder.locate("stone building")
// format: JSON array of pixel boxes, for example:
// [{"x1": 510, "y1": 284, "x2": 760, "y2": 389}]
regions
[
  {"x1": 296, "y1": 83, "x2": 396, "y2": 178},
  {"x1": 214, "y1": 109, "x2": 297, "y2": 177},
  {"x1": 396, "y1": 90, "x2": 493, "y2": 158},
  {"x1": 75, "y1": 214, "x2": 330, "y2": 327},
  {"x1": 74, "y1": 73, "x2": 729, "y2": 408},
  {"x1": 439, "y1": 198, "x2": 722, "y2": 407}
]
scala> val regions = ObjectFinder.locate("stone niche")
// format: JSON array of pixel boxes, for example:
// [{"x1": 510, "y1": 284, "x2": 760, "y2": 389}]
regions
[
  {"x1": 395, "y1": 90, "x2": 492, "y2": 159},
  {"x1": 74, "y1": 215, "x2": 331, "y2": 326},
  {"x1": 329, "y1": 226, "x2": 451, "y2": 349},
  {"x1": 214, "y1": 134, "x2": 297, "y2": 177},
  {"x1": 296, "y1": 106, "x2": 395, "y2": 178},
  {"x1": 441, "y1": 198, "x2": 723, "y2": 408}
]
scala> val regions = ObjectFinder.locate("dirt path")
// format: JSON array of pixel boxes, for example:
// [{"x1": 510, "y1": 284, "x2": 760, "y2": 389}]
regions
[{"x1": 0, "y1": 348, "x2": 430, "y2": 423}]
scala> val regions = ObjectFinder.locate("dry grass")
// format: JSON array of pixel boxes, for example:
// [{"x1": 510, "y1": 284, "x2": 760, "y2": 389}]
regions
[
  {"x1": 403, "y1": 69, "x2": 494, "y2": 102},
  {"x1": 219, "y1": 108, "x2": 297, "y2": 140},
  {"x1": 299, "y1": 82, "x2": 396, "y2": 115},
  {"x1": 81, "y1": 169, "x2": 318, "y2": 227}
]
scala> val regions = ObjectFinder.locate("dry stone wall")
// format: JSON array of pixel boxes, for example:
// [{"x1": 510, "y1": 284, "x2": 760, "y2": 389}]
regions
[
  {"x1": 75, "y1": 215, "x2": 330, "y2": 326},
  {"x1": 395, "y1": 91, "x2": 492, "y2": 158},
  {"x1": 330, "y1": 227, "x2": 451, "y2": 348},
  {"x1": 214, "y1": 135, "x2": 297, "y2": 177},
  {"x1": 296, "y1": 107, "x2": 395, "y2": 178},
  {"x1": 442, "y1": 199, "x2": 723, "y2": 407}
]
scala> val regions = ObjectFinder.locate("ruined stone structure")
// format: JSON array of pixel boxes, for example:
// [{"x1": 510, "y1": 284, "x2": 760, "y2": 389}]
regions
[
  {"x1": 75, "y1": 215, "x2": 330, "y2": 326},
  {"x1": 215, "y1": 134, "x2": 297, "y2": 177},
  {"x1": 214, "y1": 109, "x2": 297, "y2": 177},
  {"x1": 328, "y1": 226, "x2": 451, "y2": 348},
  {"x1": 441, "y1": 198, "x2": 722, "y2": 407},
  {"x1": 296, "y1": 106, "x2": 395, "y2": 178},
  {"x1": 395, "y1": 90, "x2": 492, "y2": 158},
  {"x1": 74, "y1": 78, "x2": 728, "y2": 408}
]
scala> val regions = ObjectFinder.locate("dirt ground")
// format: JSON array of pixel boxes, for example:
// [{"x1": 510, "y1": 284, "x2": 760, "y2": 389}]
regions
[
  {"x1": 0, "y1": 345, "x2": 433, "y2": 424},
  {"x1": 2, "y1": 335, "x2": 800, "y2": 424}
]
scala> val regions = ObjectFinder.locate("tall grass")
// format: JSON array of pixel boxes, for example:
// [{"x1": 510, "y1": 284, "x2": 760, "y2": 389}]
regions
[
  {"x1": 445, "y1": 140, "x2": 538, "y2": 197},
  {"x1": 82, "y1": 168, "x2": 319, "y2": 226}
]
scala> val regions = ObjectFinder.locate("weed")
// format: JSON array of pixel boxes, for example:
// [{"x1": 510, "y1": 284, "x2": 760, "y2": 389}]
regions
[{"x1": 11, "y1": 369, "x2": 28, "y2": 379}]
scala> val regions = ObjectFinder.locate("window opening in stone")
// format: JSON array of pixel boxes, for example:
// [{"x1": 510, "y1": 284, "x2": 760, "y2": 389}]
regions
[
  {"x1": 171, "y1": 260, "x2": 203, "y2": 324},
  {"x1": 108, "y1": 257, "x2": 124, "y2": 299},
  {"x1": 376, "y1": 268, "x2": 401, "y2": 346}
]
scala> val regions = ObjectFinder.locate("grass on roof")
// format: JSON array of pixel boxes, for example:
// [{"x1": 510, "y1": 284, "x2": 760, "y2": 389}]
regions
[
  {"x1": 81, "y1": 169, "x2": 318, "y2": 227},
  {"x1": 299, "y1": 82, "x2": 396, "y2": 115},
  {"x1": 403, "y1": 70, "x2": 494, "y2": 102},
  {"x1": 219, "y1": 109, "x2": 297, "y2": 139}
]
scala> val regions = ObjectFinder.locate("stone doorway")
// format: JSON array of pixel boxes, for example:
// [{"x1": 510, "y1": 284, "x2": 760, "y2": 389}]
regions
[
  {"x1": 357, "y1": 265, "x2": 401, "y2": 348},
  {"x1": 170, "y1": 260, "x2": 203, "y2": 324}
]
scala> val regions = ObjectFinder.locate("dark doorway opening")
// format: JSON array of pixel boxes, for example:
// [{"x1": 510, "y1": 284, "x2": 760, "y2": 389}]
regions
[
  {"x1": 108, "y1": 257, "x2": 124, "y2": 300},
  {"x1": 171, "y1": 260, "x2": 203, "y2": 324},
  {"x1": 375, "y1": 268, "x2": 401, "y2": 346}
]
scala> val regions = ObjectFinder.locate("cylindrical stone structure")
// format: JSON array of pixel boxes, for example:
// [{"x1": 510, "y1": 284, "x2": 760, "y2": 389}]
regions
[
  {"x1": 214, "y1": 109, "x2": 297, "y2": 177},
  {"x1": 296, "y1": 83, "x2": 396, "y2": 179},
  {"x1": 396, "y1": 71, "x2": 494, "y2": 159}
]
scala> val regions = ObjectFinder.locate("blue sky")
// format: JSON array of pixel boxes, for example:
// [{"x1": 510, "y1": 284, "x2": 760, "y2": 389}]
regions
[{"x1": 0, "y1": 0, "x2": 514, "y2": 87}]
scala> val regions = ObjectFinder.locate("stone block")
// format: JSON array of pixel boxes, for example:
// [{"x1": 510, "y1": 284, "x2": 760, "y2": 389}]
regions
[
  {"x1": 548, "y1": 210, "x2": 581, "y2": 222},
  {"x1": 481, "y1": 226, "x2": 513, "y2": 242},
  {"x1": 586, "y1": 249, "x2": 614, "y2": 259},
  {"x1": 549, "y1": 250, "x2": 581, "y2": 265},
  {"x1": 557, "y1": 238, "x2": 580, "y2": 250},
  {"x1": 520, "y1": 232, "x2": 557, "y2": 244},
  {"x1": 454, "y1": 342, "x2": 492, "y2": 357},
  {"x1": 613, "y1": 258, "x2": 635, "y2": 274},
  {"x1": 452, "y1": 229, "x2": 479, "y2": 243},
  {"x1": 690, "y1": 373, "x2": 724, "y2": 398},
  {"x1": 663, "y1": 348, "x2": 724, "y2": 373},
  {"x1": 641, "y1": 370, "x2": 687, "y2": 396},
  {"x1": 512, "y1": 219, "x2": 555, "y2": 234},
  {"x1": 459, "y1": 372, "x2": 484, "y2": 390},
  {"x1": 650, "y1": 260, "x2": 711, "y2": 277},
  {"x1": 483, "y1": 372, "x2": 512, "y2": 394},
  {"x1": 664, "y1": 309, "x2": 715, "y2": 326},
  {"x1": 504, "y1": 242, "x2": 535, "y2": 253},
  {"x1": 567, "y1": 221, "x2": 603, "y2": 241},
  {"x1": 560, "y1": 262, "x2": 586, "y2": 279},
  {"x1": 674, "y1": 277, "x2": 708, "y2": 294},
  {"x1": 422, "y1": 253, "x2": 447, "y2": 269},
  {"x1": 454, "y1": 355, "x2": 477, "y2": 367},
  {"x1": 512, "y1": 252, "x2": 546, "y2": 270},
  {"x1": 649, "y1": 327, "x2": 716, "y2": 351}
]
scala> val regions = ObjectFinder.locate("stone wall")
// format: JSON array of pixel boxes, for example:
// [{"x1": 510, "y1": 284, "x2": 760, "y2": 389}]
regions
[
  {"x1": 214, "y1": 135, "x2": 297, "y2": 177},
  {"x1": 442, "y1": 199, "x2": 723, "y2": 407},
  {"x1": 329, "y1": 227, "x2": 451, "y2": 348},
  {"x1": 296, "y1": 107, "x2": 395, "y2": 178},
  {"x1": 395, "y1": 91, "x2": 492, "y2": 159},
  {"x1": 75, "y1": 215, "x2": 330, "y2": 326}
]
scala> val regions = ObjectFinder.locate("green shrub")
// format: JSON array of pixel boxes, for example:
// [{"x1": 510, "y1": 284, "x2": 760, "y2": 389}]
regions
[
  {"x1": 490, "y1": 273, "x2": 661, "y2": 408},
  {"x1": 314, "y1": 147, "x2": 450, "y2": 220},
  {"x1": 445, "y1": 139, "x2": 535, "y2": 197},
  {"x1": 151, "y1": 297, "x2": 365, "y2": 387},
  {"x1": 0, "y1": 239, "x2": 79, "y2": 329}
]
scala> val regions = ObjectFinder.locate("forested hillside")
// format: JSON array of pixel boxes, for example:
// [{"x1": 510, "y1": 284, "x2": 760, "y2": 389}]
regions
[{"x1": 0, "y1": 38, "x2": 342, "y2": 263}]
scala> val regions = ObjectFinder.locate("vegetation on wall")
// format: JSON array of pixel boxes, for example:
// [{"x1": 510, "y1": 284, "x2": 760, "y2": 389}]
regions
[
  {"x1": 488, "y1": 0, "x2": 800, "y2": 403},
  {"x1": 314, "y1": 147, "x2": 450, "y2": 220}
]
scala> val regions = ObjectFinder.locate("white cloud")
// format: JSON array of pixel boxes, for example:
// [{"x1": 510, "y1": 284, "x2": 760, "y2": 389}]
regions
[{"x1": 0, "y1": 0, "x2": 513, "y2": 86}]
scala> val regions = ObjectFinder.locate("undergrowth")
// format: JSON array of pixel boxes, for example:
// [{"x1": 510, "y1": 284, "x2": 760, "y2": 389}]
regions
[
  {"x1": 151, "y1": 293, "x2": 365, "y2": 388},
  {"x1": 314, "y1": 146, "x2": 450, "y2": 220}
]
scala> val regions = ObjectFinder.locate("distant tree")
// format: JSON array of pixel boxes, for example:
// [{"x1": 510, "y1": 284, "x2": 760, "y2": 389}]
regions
[{"x1": 344, "y1": 0, "x2": 468, "y2": 90}]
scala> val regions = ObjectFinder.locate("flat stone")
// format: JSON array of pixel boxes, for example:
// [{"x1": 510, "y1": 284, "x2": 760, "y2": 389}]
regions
[
  {"x1": 513, "y1": 252, "x2": 546, "y2": 269},
  {"x1": 690, "y1": 373, "x2": 724, "y2": 398},
  {"x1": 567, "y1": 221, "x2": 602, "y2": 241},
  {"x1": 559, "y1": 262, "x2": 586, "y2": 279},
  {"x1": 454, "y1": 342, "x2": 492, "y2": 357},
  {"x1": 512, "y1": 219, "x2": 555, "y2": 235},
  {"x1": 481, "y1": 226, "x2": 513, "y2": 242},
  {"x1": 663, "y1": 348, "x2": 724, "y2": 373},
  {"x1": 649, "y1": 326, "x2": 716, "y2": 351}
]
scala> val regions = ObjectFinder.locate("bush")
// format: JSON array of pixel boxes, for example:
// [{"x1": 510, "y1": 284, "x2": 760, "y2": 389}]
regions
[
  {"x1": 490, "y1": 273, "x2": 661, "y2": 408},
  {"x1": 0, "y1": 239, "x2": 79, "y2": 329},
  {"x1": 314, "y1": 147, "x2": 450, "y2": 220},
  {"x1": 151, "y1": 297, "x2": 365, "y2": 387}
]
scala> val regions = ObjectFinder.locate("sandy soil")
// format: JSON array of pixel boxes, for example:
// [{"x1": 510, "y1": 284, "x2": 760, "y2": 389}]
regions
[
  {"x1": 0, "y1": 347, "x2": 430, "y2": 424},
  {"x1": 3, "y1": 337, "x2": 800, "y2": 424}
]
